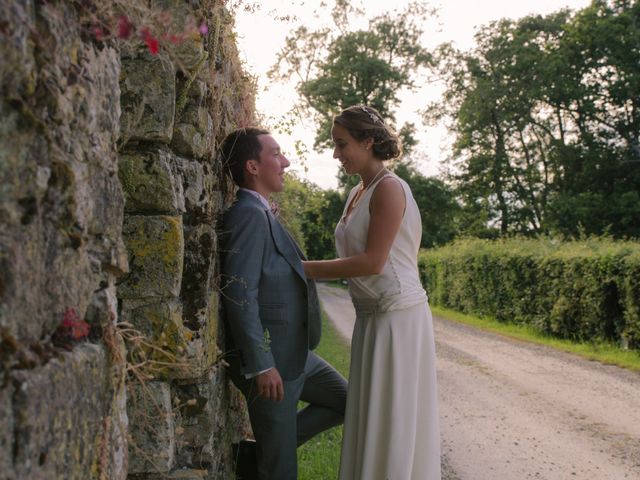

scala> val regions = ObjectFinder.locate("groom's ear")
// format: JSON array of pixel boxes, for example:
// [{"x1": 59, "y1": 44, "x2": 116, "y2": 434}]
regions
[{"x1": 245, "y1": 158, "x2": 260, "y2": 177}]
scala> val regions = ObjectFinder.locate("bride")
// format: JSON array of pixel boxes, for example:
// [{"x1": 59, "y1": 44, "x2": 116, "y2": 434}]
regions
[{"x1": 303, "y1": 105, "x2": 441, "y2": 480}]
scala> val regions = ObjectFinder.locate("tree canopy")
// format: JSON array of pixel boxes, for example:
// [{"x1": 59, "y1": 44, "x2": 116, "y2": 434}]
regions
[
  {"x1": 272, "y1": 0, "x2": 639, "y2": 252},
  {"x1": 426, "y1": 0, "x2": 640, "y2": 239},
  {"x1": 269, "y1": 1, "x2": 433, "y2": 150}
]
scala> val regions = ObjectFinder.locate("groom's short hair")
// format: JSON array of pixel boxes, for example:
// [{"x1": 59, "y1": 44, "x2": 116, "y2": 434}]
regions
[{"x1": 220, "y1": 126, "x2": 270, "y2": 187}]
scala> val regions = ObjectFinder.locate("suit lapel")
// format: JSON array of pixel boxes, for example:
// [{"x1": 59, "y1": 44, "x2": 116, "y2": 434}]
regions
[
  {"x1": 266, "y1": 212, "x2": 307, "y2": 283},
  {"x1": 235, "y1": 190, "x2": 307, "y2": 283}
]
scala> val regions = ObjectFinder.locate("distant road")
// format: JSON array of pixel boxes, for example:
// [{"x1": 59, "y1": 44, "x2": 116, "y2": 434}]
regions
[{"x1": 317, "y1": 283, "x2": 640, "y2": 480}]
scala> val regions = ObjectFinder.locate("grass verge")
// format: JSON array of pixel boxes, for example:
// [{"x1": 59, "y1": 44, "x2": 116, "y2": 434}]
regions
[
  {"x1": 297, "y1": 311, "x2": 351, "y2": 480},
  {"x1": 431, "y1": 305, "x2": 640, "y2": 372}
]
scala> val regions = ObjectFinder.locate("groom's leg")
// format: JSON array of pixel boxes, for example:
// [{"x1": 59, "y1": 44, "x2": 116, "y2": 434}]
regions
[
  {"x1": 242, "y1": 374, "x2": 305, "y2": 480},
  {"x1": 297, "y1": 352, "x2": 348, "y2": 446}
]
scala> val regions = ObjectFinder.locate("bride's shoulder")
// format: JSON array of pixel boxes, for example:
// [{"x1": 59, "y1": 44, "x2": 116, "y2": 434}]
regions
[
  {"x1": 370, "y1": 175, "x2": 406, "y2": 210},
  {"x1": 373, "y1": 174, "x2": 404, "y2": 195}
]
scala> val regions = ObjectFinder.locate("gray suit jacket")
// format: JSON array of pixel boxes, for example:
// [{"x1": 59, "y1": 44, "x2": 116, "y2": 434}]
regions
[{"x1": 220, "y1": 190, "x2": 321, "y2": 381}]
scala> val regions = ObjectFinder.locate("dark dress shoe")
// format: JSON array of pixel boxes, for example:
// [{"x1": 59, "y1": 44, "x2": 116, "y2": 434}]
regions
[{"x1": 232, "y1": 439, "x2": 257, "y2": 480}]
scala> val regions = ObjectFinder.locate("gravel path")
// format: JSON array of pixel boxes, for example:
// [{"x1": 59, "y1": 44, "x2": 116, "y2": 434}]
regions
[{"x1": 317, "y1": 283, "x2": 640, "y2": 480}]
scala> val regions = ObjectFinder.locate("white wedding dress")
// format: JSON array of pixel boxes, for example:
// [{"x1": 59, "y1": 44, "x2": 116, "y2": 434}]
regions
[{"x1": 335, "y1": 172, "x2": 441, "y2": 480}]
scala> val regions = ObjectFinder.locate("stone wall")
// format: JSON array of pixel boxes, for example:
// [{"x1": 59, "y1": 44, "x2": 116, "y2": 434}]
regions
[{"x1": 0, "y1": 1, "x2": 254, "y2": 479}]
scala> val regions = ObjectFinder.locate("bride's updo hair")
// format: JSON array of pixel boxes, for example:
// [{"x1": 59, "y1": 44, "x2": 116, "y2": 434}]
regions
[{"x1": 333, "y1": 105, "x2": 402, "y2": 160}]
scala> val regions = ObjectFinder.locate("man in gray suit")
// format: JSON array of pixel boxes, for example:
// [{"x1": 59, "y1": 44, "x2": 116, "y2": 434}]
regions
[{"x1": 219, "y1": 127, "x2": 347, "y2": 479}]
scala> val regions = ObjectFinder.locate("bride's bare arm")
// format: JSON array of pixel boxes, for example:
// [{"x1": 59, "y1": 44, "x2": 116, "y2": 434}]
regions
[{"x1": 303, "y1": 177, "x2": 405, "y2": 279}]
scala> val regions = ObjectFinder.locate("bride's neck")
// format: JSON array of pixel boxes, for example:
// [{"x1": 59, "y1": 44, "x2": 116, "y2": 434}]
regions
[{"x1": 360, "y1": 163, "x2": 386, "y2": 189}]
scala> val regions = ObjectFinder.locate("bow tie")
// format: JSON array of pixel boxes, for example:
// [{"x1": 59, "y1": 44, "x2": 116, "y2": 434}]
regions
[{"x1": 269, "y1": 201, "x2": 280, "y2": 217}]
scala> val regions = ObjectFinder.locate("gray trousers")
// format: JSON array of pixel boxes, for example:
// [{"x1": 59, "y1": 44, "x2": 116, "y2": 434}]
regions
[{"x1": 230, "y1": 351, "x2": 348, "y2": 480}]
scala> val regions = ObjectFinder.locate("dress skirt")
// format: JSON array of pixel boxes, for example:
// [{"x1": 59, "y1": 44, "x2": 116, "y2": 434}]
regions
[{"x1": 338, "y1": 299, "x2": 441, "y2": 480}]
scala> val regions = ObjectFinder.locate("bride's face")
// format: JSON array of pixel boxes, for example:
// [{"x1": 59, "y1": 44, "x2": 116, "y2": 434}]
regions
[{"x1": 331, "y1": 123, "x2": 374, "y2": 175}]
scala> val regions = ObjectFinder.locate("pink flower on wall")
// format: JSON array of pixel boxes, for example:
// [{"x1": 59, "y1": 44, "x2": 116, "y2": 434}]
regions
[
  {"x1": 52, "y1": 308, "x2": 91, "y2": 349},
  {"x1": 141, "y1": 28, "x2": 159, "y2": 55},
  {"x1": 61, "y1": 308, "x2": 91, "y2": 339},
  {"x1": 118, "y1": 15, "x2": 134, "y2": 39}
]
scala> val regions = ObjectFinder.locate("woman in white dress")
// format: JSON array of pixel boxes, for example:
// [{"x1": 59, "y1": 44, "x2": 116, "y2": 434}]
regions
[{"x1": 303, "y1": 105, "x2": 441, "y2": 480}]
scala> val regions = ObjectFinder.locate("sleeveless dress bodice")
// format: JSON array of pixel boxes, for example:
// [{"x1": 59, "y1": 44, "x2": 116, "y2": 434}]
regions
[{"x1": 335, "y1": 172, "x2": 427, "y2": 312}]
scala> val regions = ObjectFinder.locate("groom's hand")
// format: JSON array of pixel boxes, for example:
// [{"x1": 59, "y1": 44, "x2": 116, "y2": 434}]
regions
[{"x1": 255, "y1": 368, "x2": 284, "y2": 402}]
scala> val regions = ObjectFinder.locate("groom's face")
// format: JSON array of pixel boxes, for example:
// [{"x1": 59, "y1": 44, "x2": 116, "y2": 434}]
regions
[{"x1": 252, "y1": 134, "x2": 290, "y2": 195}]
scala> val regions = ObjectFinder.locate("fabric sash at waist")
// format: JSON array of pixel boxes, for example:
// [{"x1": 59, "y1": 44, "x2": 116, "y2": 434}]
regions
[{"x1": 351, "y1": 289, "x2": 428, "y2": 315}]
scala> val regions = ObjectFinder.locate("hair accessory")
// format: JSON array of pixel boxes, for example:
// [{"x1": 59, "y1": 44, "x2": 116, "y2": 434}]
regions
[{"x1": 361, "y1": 106, "x2": 382, "y2": 125}]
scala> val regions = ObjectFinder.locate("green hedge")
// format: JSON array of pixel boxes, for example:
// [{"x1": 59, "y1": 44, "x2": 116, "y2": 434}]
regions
[{"x1": 419, "y1": 238, "x2": 640, "y2": 349}]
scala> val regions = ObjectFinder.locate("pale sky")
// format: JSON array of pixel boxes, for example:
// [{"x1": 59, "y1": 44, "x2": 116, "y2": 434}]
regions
[{"x1": 234, "y1": 0, "x2": 592, "y2": 190}]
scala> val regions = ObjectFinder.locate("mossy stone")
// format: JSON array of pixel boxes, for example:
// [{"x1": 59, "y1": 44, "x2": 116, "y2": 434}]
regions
[
  {"x1": 119, "y1": 149, "x2": 184, "y2": 214},
  {"x1": 127, "y1": 381, "x2": 176, "y2": 473},
  {"x1": 119, "y1": 215, "x2": 184, "y2": 299},
  {"x1": 11, "y1": 345, "x2": 112, "y2": 479},
  {"x1": 120, "y1": 49, "x2": 176, "y2": 144},
  {"x1": 121, "y1": 299, "x2": 189, "y2": 379}
]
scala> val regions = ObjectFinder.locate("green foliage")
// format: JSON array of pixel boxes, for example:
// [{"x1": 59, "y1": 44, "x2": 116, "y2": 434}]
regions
[
  {"x1": 274, "y1": 173, "x2": 345, "y2": 259},
  {"x1": 270, "y1": 1, "x2": 434, "y2": 149},
  {"x1": 420, "y1": 237, "x2": 640, "y2": 349},
  {"x1": 308, "y1": 189, "x2": 346, "y2": 259},
  {"x1": 427, "y1": 1, "x2": 640, "y2": 239},
  {"x1": 392, "y1": 161, "x2": 459, "y2": 248},
  {"x1": 279, "y1": 160, "x2": 459, "y2": 256}
]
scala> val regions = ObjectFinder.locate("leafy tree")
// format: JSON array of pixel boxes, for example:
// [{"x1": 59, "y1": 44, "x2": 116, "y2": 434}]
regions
[
  {"x1": 427, "y1": 12, "x2": 575, "y2": 235},
  {"x1": 274, "y1": 174, "x2": 345, "y2": 259},
  {"x1": 545, "y1": 0, "x2": 640, "y2": 237},
  {"x1": 307, "y1": 188, "x2": 345, "y2": 259},
  {"x1": 427, "y1": 1, "x2": 640, "y2": 239},
  {"x1": 278, "y1": 163, "x2": 459, "y2": 255},
  {"x1": 272, "y1": 1, "x2": 463, "y2": 249},
  {"x1": 392, "y1": 161, "x2": 459, "y2": 248},
  {"x1": 270, "y1": 1, "x2": 433, "y2": 149}
]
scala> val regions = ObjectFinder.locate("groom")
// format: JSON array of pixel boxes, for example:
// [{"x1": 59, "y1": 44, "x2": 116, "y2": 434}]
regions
[{"x1": 219, "y1": 127, "x2": 347, "y2": 479}]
